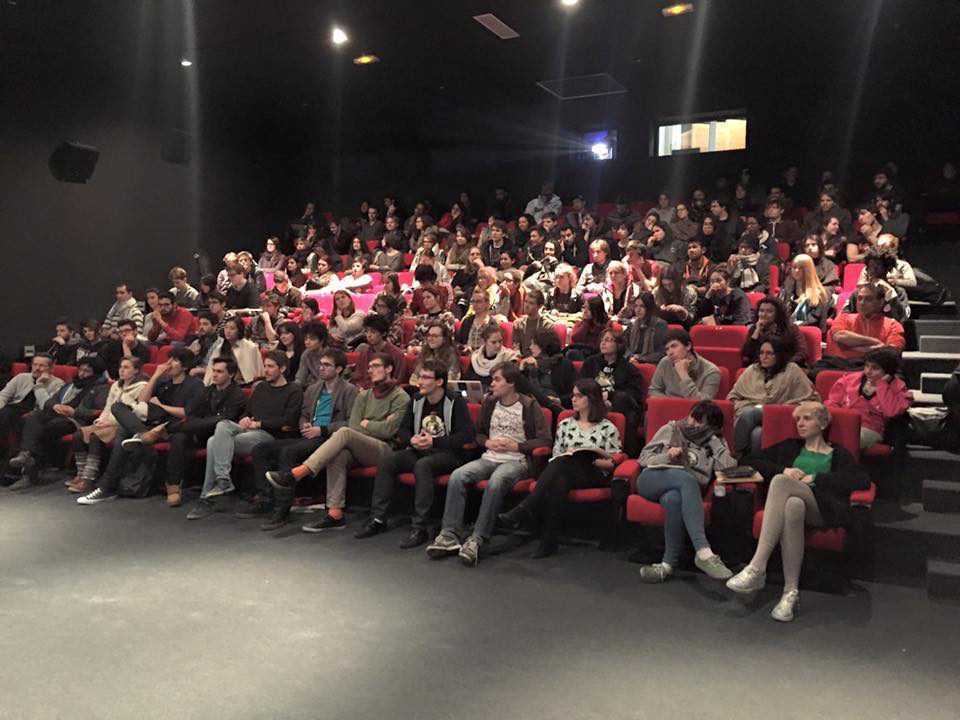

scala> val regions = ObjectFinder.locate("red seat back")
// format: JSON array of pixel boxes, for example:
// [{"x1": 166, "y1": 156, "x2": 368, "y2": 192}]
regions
[
  {"x1": 690, "y1": 325, "x2": 749, "y2": 349},
  {"x1": 746, "y1": 292, "x2": 765, "y2": 311},
  {"x1": 815, "y1": 370, "x2": 846, "y2": 401},
  {"x1": 842, "y1": 263, "x2": 865, "y2": 292},
  {"x1": 777, "y1": 242, "x2": 792, "y2": 263},
  {"x1": 768, "y1": 265, "x2": 780, "y2": 295},
  {"x1": 498, "y1": 321, "x2": 514, "y2": 349},
  {"x1": 552, "y1": 323, "x2": 567, "y2": 347},
  {"x1": 697, "y1": 346, "x2": 742, "y2": 379},
  {"x1": 799, "y1": 325, "x2": 823, "y2": 362},
  {"x1": 761, "y1": 404, "x2": 861, "y2": 460},
  {"x1": 12, "y1": 362, "x2": 27, "y2": 375},
  {"x1": 716, "y1": 366, "x2": 731, "y2": 398},
  {"x1": 396, "y1": 271, "x2": 414, "y2": 286},
  {"x1": 401, "y1": 317, "x2": 417, "y2": 346},
  {"x1": 644, "y1": 397, "x2": 736, "y2": 449},
  {"x1": 52, "y1": 365, "x2": 78, "y2": 383}
]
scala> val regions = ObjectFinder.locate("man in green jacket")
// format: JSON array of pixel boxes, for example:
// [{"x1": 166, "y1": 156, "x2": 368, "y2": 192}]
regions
[{"x1": 265, "y1": 353, "x2": 410, "y2": 526}]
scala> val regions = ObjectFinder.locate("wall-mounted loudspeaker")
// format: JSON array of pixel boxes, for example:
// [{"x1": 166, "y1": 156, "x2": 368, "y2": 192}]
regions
[{"x1": 49, "y1": 141, "x2": 100, "y2": 183}]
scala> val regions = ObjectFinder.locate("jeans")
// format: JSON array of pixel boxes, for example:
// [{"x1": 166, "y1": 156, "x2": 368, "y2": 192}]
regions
[
  {"x1": 441, "y1": 457, "x2": 528, "y2": 541},
  {"x1": 201, "y1": 420, "x2": 274, "y2": 498},
  {"x1": 636, "y1": 467, "x2": 710, "y2": 567},
  {"x1": 733, "y1": 405, "x2": 764, "y2": 456},
  {"x1": 370, "y1": 448, "x2": 463, "y2": 529},
  {"x1": 300, "y1": 427, "x2": 392, "y2": 510}
]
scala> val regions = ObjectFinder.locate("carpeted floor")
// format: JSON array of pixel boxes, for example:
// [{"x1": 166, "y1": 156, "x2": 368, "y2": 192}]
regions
[{"x1": 1, "y1": 484, "x2": 958, "y2": 720}]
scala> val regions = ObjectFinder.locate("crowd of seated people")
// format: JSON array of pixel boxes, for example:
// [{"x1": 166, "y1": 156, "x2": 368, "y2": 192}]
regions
[{"x1": 4, "y1": 162, "x2": 950, "y2": 623}]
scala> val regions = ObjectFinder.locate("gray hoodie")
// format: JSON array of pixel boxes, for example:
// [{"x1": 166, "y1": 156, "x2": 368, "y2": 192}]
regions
[{"x1": 639, "y1": 420, "x2": 736, "y2": 486}]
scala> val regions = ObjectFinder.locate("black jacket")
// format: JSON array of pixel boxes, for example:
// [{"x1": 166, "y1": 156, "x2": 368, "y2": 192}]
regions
[
  {"x1": 580, "y1": 353, "x2": 647, "y2": 410},
  {"x1": 185, "y1": 381, "x2": 246, "y2": 423},
  {"x1": 397, "y1": 389, "x2": 475, "y2": 455},
  {"x1": 519, "y1": 356, "x2": 576, "y2": 410},
  {"x1": 745, "y1": 439, "x2": 870, "y2": 527}
]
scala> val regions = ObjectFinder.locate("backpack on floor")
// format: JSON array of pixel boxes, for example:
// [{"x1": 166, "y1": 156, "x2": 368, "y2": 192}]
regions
[{"x1": 117, "y1": 449, "x2": 158, "y2": 498}]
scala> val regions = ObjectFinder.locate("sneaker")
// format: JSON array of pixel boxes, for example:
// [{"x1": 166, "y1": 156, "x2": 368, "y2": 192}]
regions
[
  {"x1": 302, "y1": 514, "x2": 346, "y2": 533},
  {"x1": 77, "y1": 488, "x2": 117, "y2": 505},
  {"x1": 203, "y1": 481, "x2": 234, "y2": 499},
  {"x1": 726, "y1": 565, "x2": 767, "y2": 594},
  {"x1": 458, "y1": 535, "x2": 483, "y2": 567},
  {"x1": 354, "y1": 518, "x2": 386, "y2": 539},
  {"x1": 186, "y1": 498, "x2": 217, "y2": 520},
  {"x1": 695, "y1": 553, "x2": 733, "y2": 580},
  {"x1": 7, "y1": 475, "x2": 33, "y2": 492},
  {"x1": 234, "y1": 500, "x2": 273, "y2": 519},
  {"x1": 426, "y1": 530, "x2": 461, "y2": 559},
  {"x1": 120, "y1": 435, "x2": 144, "y2": 450},
  {"x1": 639, "y1": 563, "x2": 674, "y2": 584},
  {"x1": 399, "y1": 526, "x2": 429, "y2": 550},
  {"x1": 771, "y1": 590, "x2": 800, "y2": 622},
  {"x1": 8, "y1": 451, "x2": 31, "y2": 470},
  {"x1": 265, "y1": 470, "x2": 296, "y2": 490},
  {"x1": 260, "y1": 509, "x2": 290, "y2": 531}
]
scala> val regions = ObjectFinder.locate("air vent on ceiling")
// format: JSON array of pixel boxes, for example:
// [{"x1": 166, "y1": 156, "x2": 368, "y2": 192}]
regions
[
  {"x1": 473, "y1": 13, "x2": 520, "y2": 40},
  {"x1": 537, "y1": 73, "x2": 628, "y2": 101}
]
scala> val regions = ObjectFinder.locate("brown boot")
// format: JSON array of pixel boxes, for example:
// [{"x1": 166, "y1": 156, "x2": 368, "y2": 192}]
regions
[
  {"x1": 140, "y1": 423, "x2": 169, "y2": 446},
  {"x1": 165, "y1": 484, "x2": 182, "y2": 507},
  {"x1": 67, "y1": 478, "x2": 91, "y2": 494}
]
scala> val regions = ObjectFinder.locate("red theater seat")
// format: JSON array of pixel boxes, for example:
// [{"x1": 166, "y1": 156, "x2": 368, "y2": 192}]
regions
[
  {"x1": 697, "y1": 346, "x2": 743, "y2": 380},
  {"x1": 799, "y1": 325, "x2": 823, "y2": 362},
  {"x1": 747, "y1": 292, "x2": 765, "y2": 311},
  {"x1": 842, "y1": 263, "x2": 865, "y2": 293},
  {"x1": 498, "y1": 321, "x2": 514, "y2": 349},
  {"x1": 690, "y1": 325, "x2": 749, "y2": 349}
]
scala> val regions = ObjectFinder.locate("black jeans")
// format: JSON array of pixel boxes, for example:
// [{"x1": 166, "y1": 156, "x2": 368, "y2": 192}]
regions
[
  {"x1": 516, "y1": 454, "x2": 604, "y2": 543},
  {"x1": 254, "y1": 436, "x2": 328, "y2": 511},
  {"x1": 165, "y1": 417, "x2": 220, "y2": 488},
  {"x1": 0, "y1": 397, "x2": 36, "y2": 452},
  {"x1": 19, "y1": 408, "x2": 75, "y2": 460},
  {"x1": 370, "y1": 448, "x2": 463, "y2": 529}
]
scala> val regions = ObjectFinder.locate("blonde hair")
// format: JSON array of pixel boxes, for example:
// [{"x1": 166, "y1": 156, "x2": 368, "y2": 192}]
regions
[
  {"x1": 791, "y1": 254, "x2": 829, "y2": 308},
  {"x1": 554, "y1": 263, "x2": 578, "y2": 290},
  {"x1": 793, "y1": 401, "x2": 831, "y2": 430}
]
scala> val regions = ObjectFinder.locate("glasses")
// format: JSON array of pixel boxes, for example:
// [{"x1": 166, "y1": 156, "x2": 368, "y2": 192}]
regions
[
  {"x1": 318, "y1": 361, "x2": 336, "y2": 368},
  {"x1": 368, "y1": 362, "x2": 385, "y2": 369}
]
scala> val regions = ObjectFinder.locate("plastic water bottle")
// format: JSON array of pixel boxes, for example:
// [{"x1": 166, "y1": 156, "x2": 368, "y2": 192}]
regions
[{"x1": 714, "y1": 481, "x2": 727, "y2": 498}]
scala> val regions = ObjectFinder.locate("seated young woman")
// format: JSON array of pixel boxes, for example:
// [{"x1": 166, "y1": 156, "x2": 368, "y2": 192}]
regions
[
  {"x1": 728, "y1": 336, "x2": 819, "y2": 456},
  {"x1": 819, "y1": 217, "x2": 849, "y2": 263},
  {"x1": 728, "y1": 401, "x2": 870, "y2": 622},
  {"x1": 370, "y1": 233, "x2": 405, "y2": 273},
  {"x1": 634, "y1": 399, "x2": 735, "y2": 584},
  {"x1": 444, "y1": 225, "x2": 474, "y2": 274},
  {"x1": 409, "y1": 320, "x2": 462, "y2": 389},
  {"x1": 580, "y1": 327, "x2": 646, "y2": 455},
  {"x1": 328, "y1": 290, "x2": 367, "y2": 348},
  {"x1": 204, "y1": 316, "x2": 264, "y2": 386},
  {"x1": 624, "y1": 292, "x2": 669, "y2": 366},
  {"x1": 372, "y1": 292, "x2": 406, "y2": 348},
  {"x1": 347, "y1": 237, "x2": 372, "y2": 270},
  {"x1": 498, "y1": 379, "x2": 622, "y2": 558},
  {"x1": 463, "y1": 324, "x2": 519, "y2": 389},
  {"x1": 408, "y1": 286, "x2": 457, "y2": 352},
  {"x1": 276, "y1": 321, "x2": 304, "y2": 382},
  {"x1": 825, "y1": 347, "x2": 912, "y2": 449},
  {"x1": 544, "y1": 263, "x2": 583, "y2": 320},
  {"x1": 798, "y1": 233, "x2": 840, "y2": 289},
  {"x1": 701, "y1": 267, "x2": 752, "y2": 326},
  {"x1": 569, "y1": 295, "x2": 609, "y2": 359},
  {"x1": 654, "y1": 265, "x2": 701, "y2": 328},
  {"x1": 338, "y1": 259, "x2": 374, "y2": 293},
  {"x1": 518, "y1": 328, "x2": 576, "y2": 414},
  {"x1": 456, "y1": 288, "x2": 504, "y2": 352},
  {"x1": 778, "y1": 253, "x2": 833, "y2": 332},
  {"x1": 741, "y1": 296, "x2": 807, "y2": 367},
  {"x1": 601, "y1": 260, "x2": 643, "y2": 323}
]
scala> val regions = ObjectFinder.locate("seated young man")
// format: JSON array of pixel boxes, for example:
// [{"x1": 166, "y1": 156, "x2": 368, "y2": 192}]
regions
[
  {"x1": 101, "y1": 319, "x2": 151, "y2": 380},
  {"x1": 243, "y1": 348, "x2": 358, "y2": 530},
  {"x1": 820, "y1": 282, "x2": 906, "y2": 372},
  {"x1": 187, "y1": 351, "x2": 303, "y2": 519},
  {"x1": 48, "y1": 319, "x2": 80, "y2": 366},
  {"x1": 357, "y1": 360, "x2": 475, "y2": 549},
  {"x1": 264, "y1": 353, "x2": 410, "y2": 525},
  {"x1": 511, "y1": 288, "x2": 554, "y2": 357},
  {"x1": 0, "y1": 354, "x2": 65, "y2": 470},
  {"x1": 188, "y1": 311, "x2": 222, "y2": 377},
  {"x1": 353, "y1": 315, "x2": 406, "y2": 389},
  {"x1": 648, "y1": 329, "x2": 722, "y2": 400},
  {"x1": 426, "y1": 362, "x2": 550, "y2": 566},
  {"x1": 168, "y1": 266, "x2": 199, "y2": 308},
  {"x1": 7, "y1": 356, "x2": 108, "y2": 490},
  {"x1": 225, "y1": 267, "x2": 260, "y2": 310},
  {"x1": 102, "y1": 282, "x2": 145, "y2": 339},
  {"x1": 146, "y1": 291, "x2": 198, "y2": 345},
  {"x1": 77, "y1": 348, "x2": 205, "y2": 506}
]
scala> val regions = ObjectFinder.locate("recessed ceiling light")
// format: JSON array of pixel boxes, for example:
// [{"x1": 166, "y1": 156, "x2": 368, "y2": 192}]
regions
[
  {"x1": 331, "y1": 27, "x2": 348, "y2": 45},
  {"x1": 661, "y1": 3, "x2": 694, "y2": 17},
  {"x1": 561, "y1": 0, "x2": 580, "y2": 7},
  {"x1": 180, "y1": 59, "x2": 192, "y2": 67},
  {"x1": 353, "y1": 54, "x2": 380, "y2": 65}
]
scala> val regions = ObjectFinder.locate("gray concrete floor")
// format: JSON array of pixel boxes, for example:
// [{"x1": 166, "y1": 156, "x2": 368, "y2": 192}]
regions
[{"x1": 1, "y1": 484, "x2": 958, "y2": 720}]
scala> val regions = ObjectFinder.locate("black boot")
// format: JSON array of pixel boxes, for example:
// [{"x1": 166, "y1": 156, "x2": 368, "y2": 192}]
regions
[
  {"x1": 497, "y1": 503, "x2": 533, "y2": 532},
  {"x1": 260, "y1": 506, "x2": 290, "y2": 531}
]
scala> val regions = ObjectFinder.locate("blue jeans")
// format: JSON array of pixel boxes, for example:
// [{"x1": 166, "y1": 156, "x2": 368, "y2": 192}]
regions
[
  {"x1": 733, "y1": 405, "x2": 764, "y2": 456},
  {"x1": 441, "y1": 457, "x2": 528, "y2": 541},
  {"x1": 201, "y1": 420, "x2": 274, "y2": 498},
  {"x1": 636, "y1": 467, "x2": 709, "y2": 566}
]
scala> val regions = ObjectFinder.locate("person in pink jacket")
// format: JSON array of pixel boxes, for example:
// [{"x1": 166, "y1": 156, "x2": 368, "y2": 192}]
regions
[{"x1": 826, "y1": 347, "x2": 912, "y2": 448}]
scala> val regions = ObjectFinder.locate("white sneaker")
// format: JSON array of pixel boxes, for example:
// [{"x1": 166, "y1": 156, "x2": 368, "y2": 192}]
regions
[
  {"x1": 726, "y1": 565, "x2": 766, "y2": 594},
  {"x1": 77, "y1": 488, "x2": 117, "y2": 505},
  {"x1": 771, "y1": 590, "x2": 800, "y2": 622}
]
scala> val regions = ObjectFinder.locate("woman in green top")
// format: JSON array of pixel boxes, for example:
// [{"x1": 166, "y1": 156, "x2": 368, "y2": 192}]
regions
[{"x1": 727, "y1": 401, "x2": 869, "y2": 622}]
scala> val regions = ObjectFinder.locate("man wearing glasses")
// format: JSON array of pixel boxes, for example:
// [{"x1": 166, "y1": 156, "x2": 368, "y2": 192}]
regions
[
  {"x1": 241, "y1": 349, "x2": 358, "y2": 530},
  {"x1": 265, "y1": 353, "x2": 410, "y2": 531}
]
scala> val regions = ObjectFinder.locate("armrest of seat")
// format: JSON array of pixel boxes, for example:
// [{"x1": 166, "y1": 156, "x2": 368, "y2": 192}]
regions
[
  {"x1": 613, "y1": 459, "x2": 641, "y2": 485},
  {"x1": 850, "y1": 482, "x2": 876, "y2": 507}
]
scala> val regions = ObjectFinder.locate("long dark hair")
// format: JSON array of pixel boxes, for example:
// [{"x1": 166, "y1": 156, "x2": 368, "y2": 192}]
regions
[
  {"x1": 755, "y1": 296, "x2": 791, "y2": 334},
  {"x1": 584, "y1": 295, "x2": 609, "y2": 328},
  {"x1": 657, "y1": 265, "x2": 686, "y2": 305},
  {"x1": 574, "y1": 378, "x2": 608, "y2": 424},
  {"x1": 759, "y1": 335, "x2": 791, "y2": 376},
  {"x1": 277, "y1": 321, "x2": 304, "y2": 357},
  {"x1": 221, "y1": 317, "x2": 247, "y2": 353}
]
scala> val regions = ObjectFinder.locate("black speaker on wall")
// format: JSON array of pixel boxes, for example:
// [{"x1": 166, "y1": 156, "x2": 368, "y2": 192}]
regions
[{"x1": 49, "y1": 141, "x2": 100, "y2": 183}]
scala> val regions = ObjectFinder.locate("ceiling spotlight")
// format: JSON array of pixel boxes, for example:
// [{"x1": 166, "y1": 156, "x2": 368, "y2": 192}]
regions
[
  {"x1": 661, "y1": 3, "x2": 694, "y2": 17},
  {"x1": 331, "y1": 26, "x2": 348, "y2": 45},
  {"x1": 180, "y1": 59, "x2": 192, "y2": 67},
  {"x1": 560, "y1": 0, "x2": 580, "y2": 6},
  {"x1": 353, "y1": 54, "x2": 380, "y2": 65},
  {"x1": 591, "y1": 142, "x2": 612, "y2": 160}
]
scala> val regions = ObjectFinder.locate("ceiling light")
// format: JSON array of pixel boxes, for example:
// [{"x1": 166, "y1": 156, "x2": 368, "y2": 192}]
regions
[
  {"x1": 591, "y1": 142, "x2": 612, "y2": 160},
  {"x1": 661, "y1": 3, "x2": 694, "y2": 17},
  {"x1": 331, "y1": 27, "x2": 348, "y2": 45},
  {"x1": 473, "y1": 13, "x2": 520, "y2": 40},
  {"x1": 180, "y1": 59, "x2": 192, "y2": 67},
  {"x1": 353, "y1": 54, "x2": 380, "y2": 65},
  {"x1": 561, "y1": 0, "x2": 580, "y2": 6}
]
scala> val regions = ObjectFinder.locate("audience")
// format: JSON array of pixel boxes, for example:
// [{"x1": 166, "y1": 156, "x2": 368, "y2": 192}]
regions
[
  {"x1": 624, "y1": 292, "x2": 668, "y2": 365},
  {"x1": 204, "y1": 317, "x2": 264, "y2": 385},
  {"x1": 354, "y1": 314, "x2": 407, "y2": 388},
  {"x1": 102, "y1": 319, "x2": 152, "y2": 380},
  {"x1": 512, "y1": 288, "x2": 555, "y2": 357},
  {"x1": 569, "y1": 296, "x2": 609, "y2": 356},
  {"x1": 580, "y1": 328, "x2": 645, "y2": 454},
  {"x1": 456, "y1": 289, "x2": 503, "y2": 352},
  {"x1": 410, "y1": 320, "x2": 461, "y2": 388},
  {"x1": 518, "y1": 328, "x2": 576, "y2": 414},
  {"x1": 702, "y1": 268, "x2": 752, "y2": 326},
  {"x1": 741, "y1": 296, "x2": 807, "y2": 367},
  {"x1": 821, "y1": 283, "x2": 906, "y2": 371},
  {"x1": 463, "y1": 325, "x2": 520, "y2": 389},
  {"x1": 649, "y1": 329, "x2": 722, "y2": 400},
  {"x1": 328, "y1": 290, "x2": 366, "y2": 347},
  {"x1": 102, "y1": 282, "x2": 145, "y2": 338},
  {"x1": 295, "y1": 321, "x2": 331, "y2": 387}
]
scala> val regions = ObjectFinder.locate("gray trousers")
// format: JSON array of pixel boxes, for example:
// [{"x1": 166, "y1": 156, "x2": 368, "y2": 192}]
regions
[
  {"x1": 201, "y1": 420, "x2": 274, "y2": 499},
  {"x1": 440, "y1": 457, "x2": 528, "y2": 541}
]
